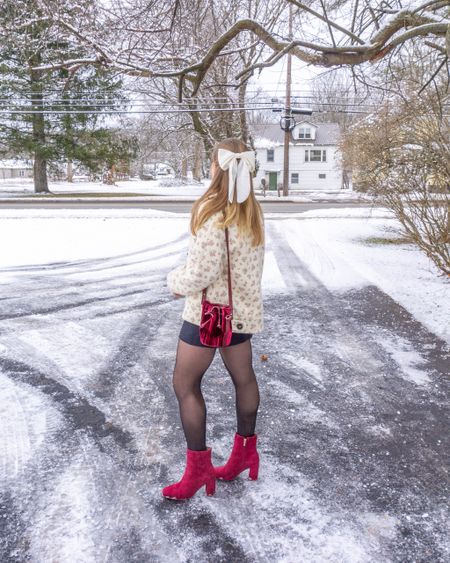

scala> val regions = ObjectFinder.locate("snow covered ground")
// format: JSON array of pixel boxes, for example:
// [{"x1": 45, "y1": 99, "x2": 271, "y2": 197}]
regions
[
  {"x1": 0, "y1": 178, "x2": 367, "y2": 202},
  {"x1": 0, "y1": 208, "x2": 449, "y2": 562},
  {"x1": 0, "y1": 178, "x2": 209, "y2": 199}
]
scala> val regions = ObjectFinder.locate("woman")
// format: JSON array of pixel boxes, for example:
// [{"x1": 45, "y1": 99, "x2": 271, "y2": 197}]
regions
[{"x1": 163, "y1": 137, "x2": 265, "y2": 500}]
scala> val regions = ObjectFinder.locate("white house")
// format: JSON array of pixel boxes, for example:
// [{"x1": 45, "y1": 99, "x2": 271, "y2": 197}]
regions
[
  {"x1": 0, "y1": 159, "x2": 33, "y2": 180},
  {"x1": 252, "y1": 121, "x2": 345, "y2": 191}
]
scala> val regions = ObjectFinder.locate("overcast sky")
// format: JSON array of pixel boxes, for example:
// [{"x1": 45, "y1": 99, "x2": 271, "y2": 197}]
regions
[{"x1": 256, "y1": 57, "x2": 321, "y2": 97}]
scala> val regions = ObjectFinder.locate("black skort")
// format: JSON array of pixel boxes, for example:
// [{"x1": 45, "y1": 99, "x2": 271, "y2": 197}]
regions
[{"x1": 179, "y1": 320, "x2": 253, "y2": 347}]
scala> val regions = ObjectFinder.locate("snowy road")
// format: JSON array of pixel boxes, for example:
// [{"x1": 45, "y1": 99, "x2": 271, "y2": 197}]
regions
[{"x1": 0, "y1": 212, "x2": 449, "y2": 562}]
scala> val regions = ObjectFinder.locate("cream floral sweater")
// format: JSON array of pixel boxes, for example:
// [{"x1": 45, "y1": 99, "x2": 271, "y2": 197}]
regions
[{"x1": 167, "y1": 210, "x2": 265, "y2": 334}]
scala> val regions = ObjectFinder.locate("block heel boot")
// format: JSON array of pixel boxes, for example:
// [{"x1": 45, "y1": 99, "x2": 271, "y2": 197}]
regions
[
  {"x1": 162, "y1": 447, "x2": 216, "y2": 500},
  {"x1": 214, "y1": 433, "x2": 260, "y2": 481}
]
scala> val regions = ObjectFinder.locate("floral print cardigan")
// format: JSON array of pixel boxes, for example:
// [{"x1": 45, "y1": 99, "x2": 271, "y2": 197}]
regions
[{"x1": 167, "y1": 210, "x2": 265, "y2": 334}]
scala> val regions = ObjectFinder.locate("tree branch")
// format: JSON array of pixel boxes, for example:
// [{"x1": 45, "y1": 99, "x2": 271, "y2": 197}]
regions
[{"x1": 30, "y1": 5, "x2": 450, "y2": 102}]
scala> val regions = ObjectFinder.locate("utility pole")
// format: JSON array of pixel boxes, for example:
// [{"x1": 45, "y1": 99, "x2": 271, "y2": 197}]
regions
[{"x1": 282, "y1": 4, "x2": 293, "y2": 197}]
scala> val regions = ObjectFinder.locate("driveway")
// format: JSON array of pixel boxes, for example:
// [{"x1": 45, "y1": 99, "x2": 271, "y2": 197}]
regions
[{"x1": 0, "y1": 218, "x2": 448, "y2": 562}]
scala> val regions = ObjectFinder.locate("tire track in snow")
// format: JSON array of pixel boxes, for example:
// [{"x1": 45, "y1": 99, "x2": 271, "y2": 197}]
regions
[
  {"x1": 259, "y1": 220, "x2": 450, "y2": 561},
  {"x1": 0, "y1": 288, "x2": 165, "y2": 321},
  {"x1": 92, "y1": 307, "x2": 168, "y2": 400},
  {"x1": 0, "y1": 230, "x2": 184, "y2": 324},
  {"x1": 0, "y1": 375, "x2": 32, "y2": 482},
  {"x1": 1, "y1": 217, "x2": 448, "y2": 562},
  {"x1": 0, "y1": 492, "x2": 29, "y2": 562},
  {"x1": 0, "y1": 271, "x2": 165, "y2": 301},
  {"x1": 346, "y1": 284, "x2": 450, "y2": 380},
  {"x1": 0, "y1": 357, "x2": 134, "y2": 452},
  {"x1": 0, "y1": 232, "x2": 189, "y2": 274}
]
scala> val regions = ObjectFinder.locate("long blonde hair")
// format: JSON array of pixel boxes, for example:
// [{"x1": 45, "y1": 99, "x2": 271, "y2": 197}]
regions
[{"x1": 190, "y1": 137, "x2": 264, "y2": 246}]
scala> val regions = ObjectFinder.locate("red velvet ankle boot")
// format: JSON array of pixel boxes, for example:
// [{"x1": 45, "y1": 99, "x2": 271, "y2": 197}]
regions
[
  {"x1": 162, "y1": 447, "x2": 216, "y2": 500},
  {"x1": 214, "y1": 433, "x2": 259, "y2": 481}
]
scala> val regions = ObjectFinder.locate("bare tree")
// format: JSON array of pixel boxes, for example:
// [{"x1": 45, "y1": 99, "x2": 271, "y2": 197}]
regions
[
  {"x1": 113, "y1": 0, "x2": 284, "y2": 166},
  {"x1": 341, "y1": 90, "x2": 450, "y2": 276},
  {"x1": 32, "y1": 1, "x2": 449, "y2": 99}
]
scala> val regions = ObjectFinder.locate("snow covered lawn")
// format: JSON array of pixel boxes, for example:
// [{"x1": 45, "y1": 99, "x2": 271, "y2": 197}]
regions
[
  {"x1": 0, "y1": 178, "x2": 366, "y2": 202},
  {"x1": 0, "y1": 178, "x2": 209, "y2": 198},
  {"x1": 0, "y1": 208, "x2": 448, "y2": 562}
]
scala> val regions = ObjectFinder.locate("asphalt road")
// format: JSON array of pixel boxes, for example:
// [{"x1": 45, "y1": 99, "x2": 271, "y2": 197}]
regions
[{"x1": 0, "y1": 200, "x2": 376, "y2": 213}]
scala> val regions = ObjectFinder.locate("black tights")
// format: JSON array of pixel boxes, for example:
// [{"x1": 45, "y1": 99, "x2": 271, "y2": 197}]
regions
[{"x1": 172, "y1": 339, "x2": 260, "y2": 451}]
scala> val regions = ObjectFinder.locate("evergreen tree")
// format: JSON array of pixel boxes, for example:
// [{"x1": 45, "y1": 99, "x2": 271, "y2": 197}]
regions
[{"x1": 0, "y1": 0, "x2": 130, "y2": 192}]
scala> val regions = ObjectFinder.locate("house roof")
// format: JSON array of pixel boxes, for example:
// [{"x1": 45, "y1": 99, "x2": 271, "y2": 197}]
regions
[{"x1": 252, "y1": 121, "x2": 341, "y2": 147}]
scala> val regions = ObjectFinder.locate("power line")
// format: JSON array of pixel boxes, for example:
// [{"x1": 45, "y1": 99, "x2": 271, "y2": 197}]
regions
[
  {"x1": 0, "y1": 93, "x2": 328, "y2": 102},
  {"x1": 0, "y1": 108, "x2": 381, "y2": 116},
  {"x1": 0, "y1": 105, "x2": 290, "y2": 115},
  {"x1": 0, "y1": 100, "x2": 277, "y2": 105},
  {"x1": 0, "y1": 100, "x2": 380, "y2": 108},
  {"x1": 0, "y1": 94, "x2": 378, "y2": 107}
]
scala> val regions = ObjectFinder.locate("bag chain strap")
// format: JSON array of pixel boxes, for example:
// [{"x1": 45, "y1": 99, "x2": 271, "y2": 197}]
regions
[{"x1": 201, "y1": 225, "x2": 233, "y2": 317}]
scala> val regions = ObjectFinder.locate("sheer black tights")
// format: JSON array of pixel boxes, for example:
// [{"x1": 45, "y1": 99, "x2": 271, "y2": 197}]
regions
[
  {"x1": 172, "y1": 339, "x2": 260, "y2": 450},
  {"x1": 220, "y1": 341, "x2": 260, "y2": 438}
]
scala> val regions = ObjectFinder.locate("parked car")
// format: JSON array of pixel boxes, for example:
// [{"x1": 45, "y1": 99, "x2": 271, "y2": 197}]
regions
[{"x1": 140, "y1": 171, "x2": 156, "y2": 180}]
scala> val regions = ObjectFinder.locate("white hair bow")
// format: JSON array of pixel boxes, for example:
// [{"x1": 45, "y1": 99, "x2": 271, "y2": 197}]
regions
[{"x1": 217, "y1": 148, "x2": 256, "y2": 203}]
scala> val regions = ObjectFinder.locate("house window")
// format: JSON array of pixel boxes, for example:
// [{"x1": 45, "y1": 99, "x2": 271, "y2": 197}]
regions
[
  {"x1": 305, "y1": 149, "x2": 326, "y2": 162},
  {"x1": 19, "y1": 170, "x2": 25, "y2": 177},
  {"x1": 291, "y1": 173, "x2": 299, "y2": 184},
  {"x1": 318, "y1": 173, "x2": 326, "y2": 179},
  {"x1": 267, "y1": 148, "x2": 274, "y2": 162},
  {"x1": 298, "y1": 127, "x2": 312, "y2": 139}
]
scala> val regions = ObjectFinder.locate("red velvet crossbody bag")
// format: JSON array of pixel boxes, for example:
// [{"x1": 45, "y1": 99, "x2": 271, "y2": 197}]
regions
[{"x1": 199, "y1": 227, "x2": 233, "y2": 347}]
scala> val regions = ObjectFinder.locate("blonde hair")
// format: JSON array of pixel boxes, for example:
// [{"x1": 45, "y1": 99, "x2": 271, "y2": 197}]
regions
[{"x1": 190, "y1": 137, "x2": 264, "y2": 246}]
